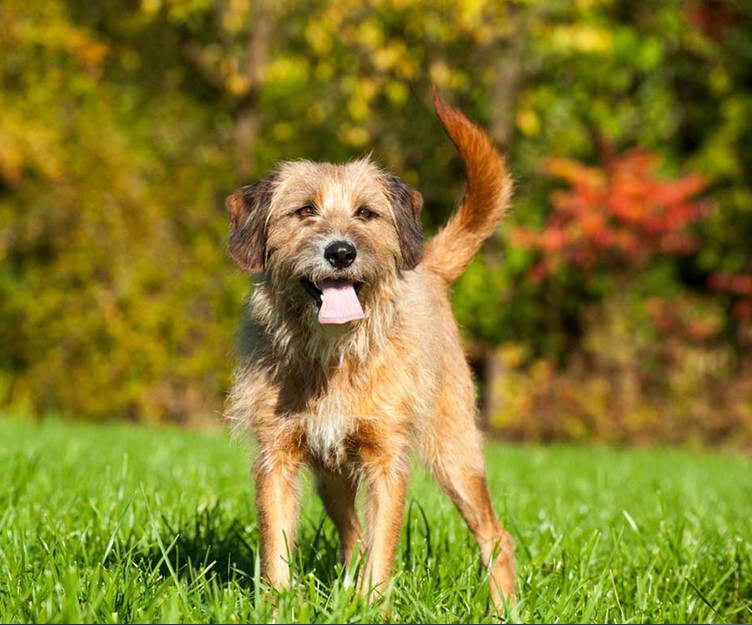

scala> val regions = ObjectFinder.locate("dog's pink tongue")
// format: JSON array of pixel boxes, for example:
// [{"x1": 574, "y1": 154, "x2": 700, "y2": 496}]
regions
[{"x1": 318, "y1": 279, "x2": 365, "y2": 324}]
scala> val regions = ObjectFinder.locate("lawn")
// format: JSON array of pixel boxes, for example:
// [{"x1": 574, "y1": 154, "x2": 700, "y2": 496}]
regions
[{"x1": 1, "y1": 418, "x2": 750, "y2": 623}]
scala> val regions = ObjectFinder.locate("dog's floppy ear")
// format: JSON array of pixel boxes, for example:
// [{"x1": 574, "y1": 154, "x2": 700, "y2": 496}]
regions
[
  {"x1": 226, "y1": 177, "x2": 275, "y2": 273},
  {"x1": 386, "y1": 174, "x2": 424, "y2": 270}
]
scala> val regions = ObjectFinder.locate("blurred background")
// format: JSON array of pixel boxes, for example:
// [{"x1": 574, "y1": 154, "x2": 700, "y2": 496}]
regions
[{"x1": 1, "y1": 0, "x2": 750, "y2": 446}]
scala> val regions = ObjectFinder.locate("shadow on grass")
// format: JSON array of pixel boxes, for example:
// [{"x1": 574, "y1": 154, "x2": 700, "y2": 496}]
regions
[
  {"x1": 130, "y1": 506, "x2": 259, "y2": 588},
  {"x1": 128, "y1": 505, "x2": 343, "y2": 591}
]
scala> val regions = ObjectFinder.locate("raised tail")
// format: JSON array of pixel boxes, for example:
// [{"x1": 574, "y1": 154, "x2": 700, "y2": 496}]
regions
[{"x1": 423, "y1": 95, "x2": 512, "y2": 283}]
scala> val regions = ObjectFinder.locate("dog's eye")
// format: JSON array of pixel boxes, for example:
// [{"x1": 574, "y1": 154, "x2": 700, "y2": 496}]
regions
[
  {"x1": 296, "y1": 205, "x2": 316, "y2": 218},
  {"x1": 355, "y1": 206, "x2": 376, "y2": 220}
]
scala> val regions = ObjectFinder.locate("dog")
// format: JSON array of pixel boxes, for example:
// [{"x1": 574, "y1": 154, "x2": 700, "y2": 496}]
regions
[{"x1": 225, "y1": 95, "x2": 516, "y2": 609}]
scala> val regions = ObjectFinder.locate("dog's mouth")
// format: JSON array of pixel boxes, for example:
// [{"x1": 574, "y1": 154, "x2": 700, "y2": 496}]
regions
[{"x1": 300, "y1": 278, "x2": 365, "y2": 325}]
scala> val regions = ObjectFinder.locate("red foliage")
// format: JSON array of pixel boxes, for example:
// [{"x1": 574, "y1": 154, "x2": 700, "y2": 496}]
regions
[
  {"x1": 683, "y1": 1, "x2": 738, "y2": 41},
  {"x1": 645, "y1": 296, "x2": 719, "y2": 341},
  {"x1": 709, "y1": 272, "x2": 752, "y2": 322},
  {"x1": 513, "y1": 147, "x2": 709, "y2": 281}
]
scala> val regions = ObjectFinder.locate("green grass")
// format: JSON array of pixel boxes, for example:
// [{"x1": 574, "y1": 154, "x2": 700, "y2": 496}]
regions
[{"x1": 1, "y1": 418, "x2": 750, "y2": 624}]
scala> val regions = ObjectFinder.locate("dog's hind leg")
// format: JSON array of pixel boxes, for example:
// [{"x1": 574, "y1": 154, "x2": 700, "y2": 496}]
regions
[
  {"x1": 422, "y1": 388, "x2": 517, "y2": 610},
  {"x1": 315, "y1": 468, "x2": 363, "y2": 567},
  {"x1": 434, "y1": 460, "x2": 516, "y2": 609}
]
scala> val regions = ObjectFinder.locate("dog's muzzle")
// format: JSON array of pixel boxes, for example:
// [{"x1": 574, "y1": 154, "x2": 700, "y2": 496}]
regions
[
  {"x1": 301, "y1": 277, "x2": 323, "y2": 306},
  {"x1": 324, "y1": 240, "x2": 357, "y2": 269}
]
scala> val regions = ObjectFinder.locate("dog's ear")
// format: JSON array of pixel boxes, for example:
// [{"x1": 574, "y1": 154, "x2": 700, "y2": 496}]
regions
[
  {"x1": 386, "y1": 174, "x2": 424, "y2": 270},
  {"x1": 226, "y1": 177, "x2": 275, "y2": 273}
]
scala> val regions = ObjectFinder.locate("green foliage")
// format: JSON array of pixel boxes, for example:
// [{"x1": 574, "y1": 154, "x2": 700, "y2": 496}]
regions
[
  {"x1": 1, "y1": 418, "x2": 751, "y2": 623},
  {"x1": 0, "y1": 0, "x2": 750, "y2": 428},
  {"x1": 0, "y1": 0, "x2": 242, "y2": 421}
]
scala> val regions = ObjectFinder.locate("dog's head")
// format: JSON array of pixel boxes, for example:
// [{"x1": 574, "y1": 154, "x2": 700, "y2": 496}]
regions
[{"x1": 226, "y1": 158, "x2": 423, "y2": 325}]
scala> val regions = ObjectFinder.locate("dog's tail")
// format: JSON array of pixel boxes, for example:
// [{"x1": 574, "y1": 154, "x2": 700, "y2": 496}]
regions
[{"x1": 423, "y1": 95, "x2": 512, "y2": 283}]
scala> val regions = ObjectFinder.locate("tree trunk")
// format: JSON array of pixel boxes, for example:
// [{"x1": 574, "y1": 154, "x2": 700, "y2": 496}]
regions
[
  {"x1": 234, "y1": 3, "x2": 271, "y2": 180},
  {"x1": 478, "y1": 6, "x2": 528, "y2": 431},
  {"x1": 481, "y1": 346, "x2": 507, "y2": 432}
]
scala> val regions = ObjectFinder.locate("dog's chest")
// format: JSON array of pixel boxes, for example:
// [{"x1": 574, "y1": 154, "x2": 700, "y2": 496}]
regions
[
  {"x1": 261, "y1": 337, "x2": 429, "y2": 466},
  {"x1": 298, "y1": 410, "x2": 356, "y2": 465},
  {"x1": 293, "y1": 379, "x2": 388, "y2": 467}
]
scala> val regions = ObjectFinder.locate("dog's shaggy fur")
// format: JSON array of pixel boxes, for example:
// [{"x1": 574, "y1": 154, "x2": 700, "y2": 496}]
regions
[{"x1": 225, "y1": 96, "x2": 516, "y2": 608}]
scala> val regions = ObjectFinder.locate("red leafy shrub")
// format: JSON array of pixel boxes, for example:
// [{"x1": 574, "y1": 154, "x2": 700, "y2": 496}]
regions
[
  {"x1": 485, "y1": 147, "x2": 752, "y2": 448},
  {"x1": 683, "y1": 0, "x2": 739, "y2": 41},
  {"x1": 512, "y1": 148, "x2": 709, "y2": 281},
  {"x1": 709, "y1": 272, "x2": 752, "y2": 324}
]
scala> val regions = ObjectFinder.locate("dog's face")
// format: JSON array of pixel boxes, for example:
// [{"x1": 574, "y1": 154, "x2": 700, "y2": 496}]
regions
[{"x1": 227, "y1": 158, "x2": 423, "y2": 324}]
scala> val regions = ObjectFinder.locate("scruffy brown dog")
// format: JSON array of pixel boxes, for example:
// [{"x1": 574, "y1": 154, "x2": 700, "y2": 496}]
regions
[{"x1": 225, "y1": 96, "x2": 516, "y2": 609}]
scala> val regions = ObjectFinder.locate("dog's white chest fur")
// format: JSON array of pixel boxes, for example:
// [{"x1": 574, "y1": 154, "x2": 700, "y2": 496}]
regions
[{"x1": 299, "y1": 410, "x2": 354, "y2": 465}]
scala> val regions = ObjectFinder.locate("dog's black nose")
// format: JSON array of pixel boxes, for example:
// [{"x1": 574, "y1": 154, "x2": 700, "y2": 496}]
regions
[{"x1": 324, "y1": 240, "x2": 357, "y2": 269}]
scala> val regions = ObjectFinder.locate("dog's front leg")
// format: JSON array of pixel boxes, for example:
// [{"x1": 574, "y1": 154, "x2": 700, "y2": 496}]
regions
[
  {"x1": 255, "y1": 451, "x2": 302, "y2": 588},
  {"x1": 360, "y1": 451, "x2": 409, "y2": 597}
]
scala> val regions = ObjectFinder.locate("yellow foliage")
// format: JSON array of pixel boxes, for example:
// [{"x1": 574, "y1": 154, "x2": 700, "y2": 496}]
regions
[
  {"x1": 516, "y1": 109, "x2": 540, "y2": 135},
  {"x1": 265, "y1": 56, "x2": 309, "y2": 85},
  {"x1": 550, "y1": 24, "x2": 612, "y2": 54},
  {"x1": 385, "y1": 81, "x2": 408, "y2": 105},
  {"x1": 430, "y1": 61, "x2": 452, "y2": 87},
  {"x1": 340, "y1": 125, "x2": 370, "y2": 147},
  {"x1": 306, "y1": 21, "x2": 332, "y2": 55}
]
